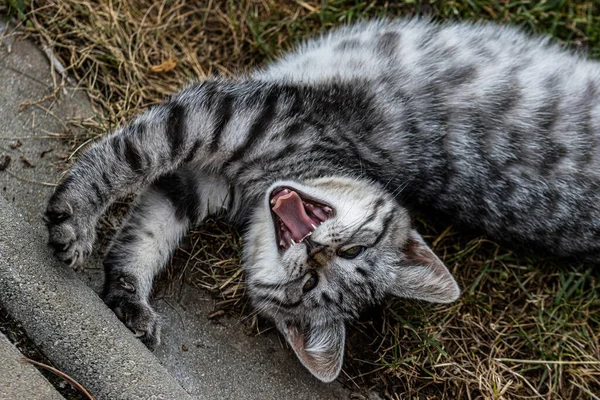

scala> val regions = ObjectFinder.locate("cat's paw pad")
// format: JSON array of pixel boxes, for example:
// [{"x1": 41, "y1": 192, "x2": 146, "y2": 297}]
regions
[
  {"x1": 105, "y1": 284, "x2": 161, "y2": 350},
  {"x1": 45, "y1": 197, "x2": 94, "y2": 269}
]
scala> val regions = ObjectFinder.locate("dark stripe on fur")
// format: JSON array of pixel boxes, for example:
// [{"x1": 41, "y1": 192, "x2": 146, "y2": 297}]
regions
[
  {"x1": 209, "y1": 94, "x2": 234, "y2": 152},
  {"x1": 101, "y1": 171, "x2": 113, "y2": 192},
  {"x1": 153, "y1": 172, "x2": 199, "y2": 222},
  {"x1": 228, "y1": 90, "x2": 279, "y2": 163},
  {"x1": 373, "y1": 210, "x2": 396, "y2": 247},
  {"x1": 366, "y1": 281, "x2": 377, "y2": 301},
  {"x1": 91, "y1": 182, "x2": 105, "y2": 204},
  {"x1": 47, "y1": 175, "x2": 76, "y2": 214},
  {"x1": 166, "y1": 103, "x2": 187, "y2": 160},
  {"x1": 280, "y1": 122, "x2": 304, "y2": 140},
  {"x1": 577, "y1": 81, "x2": 598, "y2": 171},
  {"x1": 376, "y1": 31, "x2": 400, "y2": 57},
  {"x1": 123, "y1": 135, "x2": 144, "y2": 173},
  {"x1": 184, "y1": 139, "x2": 202, "y2": 163},
  {"x1": 284, "y1": 86, "x2": 304, "y2": 117},
  {"x1": 444, "y1": 65, "x2": 478, "y2": 88}
]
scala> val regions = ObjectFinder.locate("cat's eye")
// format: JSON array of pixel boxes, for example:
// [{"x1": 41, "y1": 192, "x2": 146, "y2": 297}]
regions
[
  {"x1": 338, "y1": 246, "x2": 366, "y2": 259},
  {"x1": 303, "y1": 270, "x2": 319, "y2": 293}
]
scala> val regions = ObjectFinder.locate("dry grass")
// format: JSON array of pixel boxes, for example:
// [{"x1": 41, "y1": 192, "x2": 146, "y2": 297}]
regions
[{"x1": 5, "y1": 0, "x2": 600, "y2": 398}]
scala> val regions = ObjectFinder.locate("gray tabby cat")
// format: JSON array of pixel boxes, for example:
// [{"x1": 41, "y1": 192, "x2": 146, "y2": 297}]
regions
[{"x1": 45, "y1": 18, "x2": 600, "y2": 382}]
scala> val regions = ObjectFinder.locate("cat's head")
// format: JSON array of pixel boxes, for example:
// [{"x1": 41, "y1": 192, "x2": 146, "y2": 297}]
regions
[{"x1": 244, "y1": 176, "x2": 460, "y2": 382}]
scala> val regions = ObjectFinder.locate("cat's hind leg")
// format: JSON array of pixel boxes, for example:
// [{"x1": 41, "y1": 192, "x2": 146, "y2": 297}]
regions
[{"x1": 102, "y1": 169, "x2": 230, "y2": 348}]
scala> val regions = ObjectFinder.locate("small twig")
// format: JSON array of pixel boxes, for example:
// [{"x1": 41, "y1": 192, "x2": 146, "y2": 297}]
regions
[
  {"x1": 68, "y1": 136, "x2": 96, "y2": 160},
  {"x1": 41, "y1": 45, "x2": 69, "y2": 83},
  {"x1": 3, "y1": 169, "x2": 57, "y2": 187},
  {"x1": 340, "y1": 368, "x2": 360, "y2": 389},
  {"x1": 569, "y1": 380, "x2": 600, "y2": 400},
  {"x1": 496, "y1": 362, "x2": 543, "y2": 398},
  {"x1": 294, "y1": 0, "x2": 318, "y2": 12},
  {"x1": 20, "y1": 357, "x2": 96, "y2": 400},
  {"x1": 19, "y1": 85, "x2": 64, "y2": 111},
  {"x1": 29, "y1": 104, "x2": 71, "y2": 133},
  {"x1": 0, "y1": 136, "x2": 63, "y2": 140},
  {"x1": 495, "y1": 358, "x2": 600, "y2": 366}
]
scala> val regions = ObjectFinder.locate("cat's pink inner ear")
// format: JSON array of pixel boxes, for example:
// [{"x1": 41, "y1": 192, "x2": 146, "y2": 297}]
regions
[
  {"x1": 279, "y1": 321, "x2": 345, "y2": 383},
  {"x1": 403, "y1": 233, "x2": 441, "y2": 266},
  {"x1": 389, "y1": 230, "x2": 461, "y2": 303}
]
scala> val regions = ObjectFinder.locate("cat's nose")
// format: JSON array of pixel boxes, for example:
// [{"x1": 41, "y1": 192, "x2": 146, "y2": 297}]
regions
[
  {"x1": 305, "y1": 237, "x2": 324, "y2": 256},
  {"x1": 305, "y1": 238, "x2": 328, "y2": 266}
]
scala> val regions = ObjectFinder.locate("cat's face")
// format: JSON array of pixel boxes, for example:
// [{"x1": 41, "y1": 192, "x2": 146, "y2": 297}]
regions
[{"x1": 244, "y1": 177, "x2": 460, "y2": 382}]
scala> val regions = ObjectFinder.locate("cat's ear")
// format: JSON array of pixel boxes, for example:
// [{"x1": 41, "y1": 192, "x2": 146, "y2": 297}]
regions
[
  {"x1": 389, "y1": 230, "x2": 460, "y2": 303},
  {"x1": 277, "y1": 319, "x2": 345, "y2": 382}
]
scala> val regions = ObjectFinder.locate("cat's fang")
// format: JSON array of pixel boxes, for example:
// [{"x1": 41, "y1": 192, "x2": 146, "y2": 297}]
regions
[{"x1": 272, "y1": 190, "x2": 321, "y2": 240}]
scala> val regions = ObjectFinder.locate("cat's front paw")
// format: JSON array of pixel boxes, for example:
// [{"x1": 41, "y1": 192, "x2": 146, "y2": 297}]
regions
[
  {"x1": 45, "y1": 194, "x2": 95, "y2": 269},
  {"x1": 104, "y1": 277, "x2": 162, "y2": 349}
]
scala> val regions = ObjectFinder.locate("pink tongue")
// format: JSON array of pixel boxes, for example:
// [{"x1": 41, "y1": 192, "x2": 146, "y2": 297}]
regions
[{"x1": 272, "y1": 191, "x2": 319, "y2": 241}]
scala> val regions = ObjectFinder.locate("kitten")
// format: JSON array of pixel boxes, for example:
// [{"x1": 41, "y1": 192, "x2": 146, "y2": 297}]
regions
[{"x1": 46, "y1": 18, "x2": 600, "y2": 382}]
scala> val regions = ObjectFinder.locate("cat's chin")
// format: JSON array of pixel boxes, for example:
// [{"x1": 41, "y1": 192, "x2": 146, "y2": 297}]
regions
[{"x1": 269, "y1": 185, "x2": 334, "y2": 251}]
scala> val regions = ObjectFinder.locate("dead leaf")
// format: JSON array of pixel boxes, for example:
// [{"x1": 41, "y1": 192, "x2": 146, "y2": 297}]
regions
[
  {"x1": 0, "y1": 155, "x2": 11, "y2": 171},
  {"x1": 148, "y1": 58, "x2": 177, "y2": 73},
  {"x1": 40, "y1": 149, "x2": 53, "y2": 158},
  {"x1": 20, "y1": 156, "x2": 35, "y2": 168}
]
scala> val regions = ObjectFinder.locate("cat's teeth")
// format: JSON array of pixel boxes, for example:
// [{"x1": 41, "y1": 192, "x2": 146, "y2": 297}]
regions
[
  {"x1": 323, "y1": 206, "x2": 332, "y2": 213},
  {"x1": 280, "y1": 239, "x2": 286, "y2": 247},
  {"x1": 300, "y1": 232, "x2": 312, "y2": 242},
  {"x1": 311, "y1": 223, "x2": 317, "y2": 230},
  {"x1": 291, "y1": 239, "x2": 296, "y2": 245}
]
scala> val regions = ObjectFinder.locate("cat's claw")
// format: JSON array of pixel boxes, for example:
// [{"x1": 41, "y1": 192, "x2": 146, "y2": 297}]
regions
[
  {"x1": 110, "y1": 300, "x2": 161, "y2": 349},
  {"x1": 133, "y1": 329, "x2": 146, "y2": 338},
  {"x1": 104, "y1": 279, "x2": 161, "y2": 350},
  {"x1": 121, "y1": 301, "x2": 161, "y2": 350}
]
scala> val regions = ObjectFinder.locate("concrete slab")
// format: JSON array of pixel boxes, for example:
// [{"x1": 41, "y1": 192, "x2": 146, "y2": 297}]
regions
[
  {"x1": 154, "y1": 285, "x2": 348, "y2": 399},
  {"x1": 0, "y1": 21, "x2": 95, "y2": 229},
  {"x1": 0, "y1": 194, "x2": 194, "y2": 400},
  {"x1": 0, "y1": 17, "x2": 353, "y2": 400},
  {"x1": 0, "y1": 18, "x2": 105, "y2": 291},
  {"x1": 0, "y1": 332, "x2": 65, "y2": 400}
]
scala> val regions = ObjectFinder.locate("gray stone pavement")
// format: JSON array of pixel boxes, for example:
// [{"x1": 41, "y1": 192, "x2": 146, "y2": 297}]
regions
[
  {"x1": 0, "y1": 192, "x2": 194, "y2": 400},
  {"x1": 0, "y1": 332, "x2": 65, "y2": 400},
  {"x1": 0, "y1": 18, "x2": 352, "y2": 400}
]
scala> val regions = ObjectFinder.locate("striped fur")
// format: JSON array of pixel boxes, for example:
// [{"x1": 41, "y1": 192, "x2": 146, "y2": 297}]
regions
[{"x1": 47, "y1": 19, "x2": 600, "y2": 381}]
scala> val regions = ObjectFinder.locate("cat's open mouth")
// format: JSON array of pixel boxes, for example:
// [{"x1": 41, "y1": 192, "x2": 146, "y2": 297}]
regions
[{"x1": 270, "y1": 187, "x2": 334, "y2": 250}]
